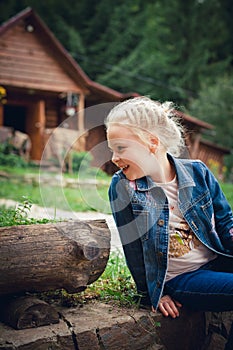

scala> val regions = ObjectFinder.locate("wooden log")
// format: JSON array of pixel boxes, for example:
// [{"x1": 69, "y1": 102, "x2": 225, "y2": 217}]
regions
[
  {"x1": 0, "y1": 220, "x2": 110, "y2": 296},
  {"x1": 0, "y1": 296, "x2": 59, "y2": 329}
]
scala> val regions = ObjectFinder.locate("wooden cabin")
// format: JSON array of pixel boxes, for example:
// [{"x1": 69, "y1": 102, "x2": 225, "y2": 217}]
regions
[
  {"x1": 0, "y1": 8, "x2": 137, "y2": 167},
  {"x1": 0, "y1": 8, "x2": 229, "y2": 175}
]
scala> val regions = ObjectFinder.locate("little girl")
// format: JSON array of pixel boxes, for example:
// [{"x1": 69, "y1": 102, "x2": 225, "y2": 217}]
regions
[{"x1": 105, "y1": 97, "x2": 233, "y2": 323}]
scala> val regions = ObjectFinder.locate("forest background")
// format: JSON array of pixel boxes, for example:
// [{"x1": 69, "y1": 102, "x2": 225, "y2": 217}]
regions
[{"x1": 0, "y1": 0, "x2": 233, "y2": 178}]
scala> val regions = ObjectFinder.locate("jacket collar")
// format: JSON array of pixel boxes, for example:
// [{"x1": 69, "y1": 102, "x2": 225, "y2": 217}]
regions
[
  {"x1": 120, "y1": 154, "x2": 196, "y2": 191},
  {"x1": 169, "y1": 154, "x2": 196, "y2": 190}
]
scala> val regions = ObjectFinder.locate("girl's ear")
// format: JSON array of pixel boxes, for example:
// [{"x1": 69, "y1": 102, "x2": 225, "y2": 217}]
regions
[{"x1": 148, "y1": 135, "x2": 159, "y2": 154}]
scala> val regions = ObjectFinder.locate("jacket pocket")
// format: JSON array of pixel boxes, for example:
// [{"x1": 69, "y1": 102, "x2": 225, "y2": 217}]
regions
[
  {"x1": 201, "y1": 198, "x2": 213, "y2": 222},
  {"x1": 132, "y1": 209, "x2": 149, "y2": 241}
]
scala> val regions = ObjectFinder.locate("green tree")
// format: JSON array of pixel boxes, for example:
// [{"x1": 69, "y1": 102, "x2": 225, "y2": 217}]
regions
[
  {"x1": 94, "y1": 0, "x2": 232, "y2": 104},
  {"x1": 188, "y1": 75, "x2": 233, "y2": 179},
  {"x1": 0, "y1": 0, "x2": 232, "y2": 106},
  {"x1": 77, "y1": 0, "x2": 144, "y2": 80}
]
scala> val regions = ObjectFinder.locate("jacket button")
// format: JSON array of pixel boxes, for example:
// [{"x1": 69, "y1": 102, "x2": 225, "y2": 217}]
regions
[
  {"x1": 158, "y1": 219, "x2": 165, "y2": 226},
  {"x1": 157, "y1": 281, "x2": 161, "y2": 287}
]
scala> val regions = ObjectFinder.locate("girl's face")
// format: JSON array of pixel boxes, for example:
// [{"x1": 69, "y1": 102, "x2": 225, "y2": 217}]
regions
[{"x1": 107, "y1": 124, "x2": 153, "y2": 180}]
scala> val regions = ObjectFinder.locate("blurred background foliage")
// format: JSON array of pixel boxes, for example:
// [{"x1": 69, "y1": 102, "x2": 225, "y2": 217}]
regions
[{"x1": 0, "y1": 0, "x2": 232, "y2": 175}]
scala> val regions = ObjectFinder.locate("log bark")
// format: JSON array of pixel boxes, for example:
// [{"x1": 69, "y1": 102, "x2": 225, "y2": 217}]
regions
[{"x1": 0, "y1": 220, "x2": 110, "y2": 296}]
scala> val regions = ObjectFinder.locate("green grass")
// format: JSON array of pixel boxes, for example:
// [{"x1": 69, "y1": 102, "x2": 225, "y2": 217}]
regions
[
  {"x1": 0, "y1": 198, "x2": 57, "y2": 227},
  {"x1": 0, "y1": 166, "x2": 111, "y2": 213},
  {"x1": 0, "y1": 165, "x2": 232, "y2": 213},
  {"x1": 38, "y1": 251, "x2": 139, "y2": 309},
  {"x1": 85, "y1": 251, "x2": 138, "y2": 306},
  {"x1": 220, "y1": 183, "x2": 233, "y2": 208},
  {"x1": 0, "y1": 164, "x2": 39, "y2": 175}
]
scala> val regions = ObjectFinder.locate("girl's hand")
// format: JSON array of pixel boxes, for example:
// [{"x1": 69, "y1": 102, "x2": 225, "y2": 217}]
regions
[{"x1": 151, "y1": 295, "x2": 182, "y2": 318}]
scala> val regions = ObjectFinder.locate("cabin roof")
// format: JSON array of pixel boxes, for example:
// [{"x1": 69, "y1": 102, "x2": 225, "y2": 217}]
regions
[
  {"x1": 200, "y1": 138, "x2": 231, "y2": 154},
  {"x1": 175, "y1": 110, "x2": 213, "y2": 130}
]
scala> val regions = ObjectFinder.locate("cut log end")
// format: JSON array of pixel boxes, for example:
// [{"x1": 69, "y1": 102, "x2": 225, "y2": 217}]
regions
[
  {"x1": 83, "y1": 241, "x2": 100, "y2": 260},
  {"x1": 1, "y1": 296, "x2": 59, "y2": 330}
]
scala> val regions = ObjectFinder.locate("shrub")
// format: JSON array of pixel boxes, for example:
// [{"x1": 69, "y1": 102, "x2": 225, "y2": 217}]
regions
[
  {"x1": 0, "y1": 142, "x2": 27, "y2": 168},
  {"x1": 71, "y1": 151, "x2": 93, "y2": 173}
]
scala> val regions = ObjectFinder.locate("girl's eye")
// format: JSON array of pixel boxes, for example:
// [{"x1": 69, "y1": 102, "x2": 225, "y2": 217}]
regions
[
  {"x1": 108, "y1": 145, "x2": 126, "y2": 153},
  {"x1": 114, "y1": 145, "x2": 127, "y2": 153}
]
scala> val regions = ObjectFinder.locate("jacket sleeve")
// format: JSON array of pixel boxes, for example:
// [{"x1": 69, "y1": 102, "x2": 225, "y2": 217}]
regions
[
  {"x1": 204, "y1": 164, "x2": 233, "y2": 253},
  {"x1": 108, "y1": 174, "x2": 151, "y2": 305}
]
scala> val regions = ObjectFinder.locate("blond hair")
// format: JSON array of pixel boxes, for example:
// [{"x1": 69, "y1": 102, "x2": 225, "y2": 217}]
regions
[{"x1": 105, "y1": 96, "x2": 184, "y2": 157}]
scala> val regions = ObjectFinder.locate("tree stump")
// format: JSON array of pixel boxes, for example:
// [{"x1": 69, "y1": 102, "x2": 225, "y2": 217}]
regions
[{"x1": 0, "y1": 219, "x2": 110, "y2": 296}]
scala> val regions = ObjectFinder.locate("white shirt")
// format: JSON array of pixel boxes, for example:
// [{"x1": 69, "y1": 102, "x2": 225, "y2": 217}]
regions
[{"x1": 159, "y1": 177, "x2": 216, "y2": 281}]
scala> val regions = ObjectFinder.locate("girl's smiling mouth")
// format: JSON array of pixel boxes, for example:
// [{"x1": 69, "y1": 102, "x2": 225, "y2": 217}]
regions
[{"x1": 121, "y1": 165, "x2": 129, "y2": 171}]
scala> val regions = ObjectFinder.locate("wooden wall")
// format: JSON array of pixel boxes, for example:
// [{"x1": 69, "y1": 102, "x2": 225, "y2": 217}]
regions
[
  {"x1": 0, "y1": 19, "x2": 81, "y2": 93},
  {"x1": 198, "y1": 139, "x2": 229, "y2": 174}
]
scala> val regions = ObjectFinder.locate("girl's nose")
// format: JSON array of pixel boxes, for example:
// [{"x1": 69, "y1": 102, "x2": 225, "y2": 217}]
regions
[{"x1": 112, "y1": 152, "x2": 120, "y2": 165}]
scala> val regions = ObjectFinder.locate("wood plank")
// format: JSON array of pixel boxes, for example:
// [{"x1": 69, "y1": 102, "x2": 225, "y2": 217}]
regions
[
  {"x1": 0, "y1": 46, "x2": 57, "y2": 60},
  {"x1": 0, "y1": 53, "x2": 69, "y2": 71},
  {"x1": 0, "y1": 78, "x2": 81, "y2": 93},
  {"x1": 0, "y1": 45, "x2": 60, "y2": 60},
  {"x1": 0, "y1": 64, "x2": 73, "y2": 80},
  {"x1": 0, "y1": 72, "x2": 81, "y2": 89},
  {"x1": 0, "y1": 58, "x2": 71, "y2": 73},
  {"x1": 0, "y1": 51, "x2": 61, "y2": 65}
]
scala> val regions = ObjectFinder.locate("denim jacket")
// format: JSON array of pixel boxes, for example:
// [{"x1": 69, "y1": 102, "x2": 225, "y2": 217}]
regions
[{"x1": 108, "y1": 154, "x2": 233, "y2": 309}]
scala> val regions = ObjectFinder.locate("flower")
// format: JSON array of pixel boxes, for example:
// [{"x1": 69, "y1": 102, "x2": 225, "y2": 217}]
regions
[{"x1": 0, "y1": 86, "x2": 7, "y2": 104}]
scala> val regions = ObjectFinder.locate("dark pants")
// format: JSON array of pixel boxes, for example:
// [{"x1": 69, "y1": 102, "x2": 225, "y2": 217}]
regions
[{"x1": 164, "y1": 256, "x2": 233, "y2": 349}]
